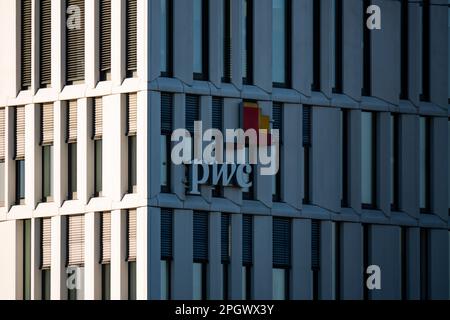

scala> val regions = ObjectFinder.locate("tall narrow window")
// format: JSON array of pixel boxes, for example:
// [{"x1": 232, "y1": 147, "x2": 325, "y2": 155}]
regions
[
  {"x1": 0, "y1": 108, "x2": 5, "y2": 207},
  {"x1": 67, "y1": 215, "x2": 85, "y2": 300},
  {"x1": 193, "y1": 212, "x2": 208, "y2": 300},
  {"x1": 421, "y1": 0, "x2": 430, "y2": 101},
  {"x1": 21, "y1": 0, "x2": 32, "y2": 90},
  {"x1": 273, "y1": 218, "x2": 291, "y2": 300},
  {"x1": 303, "y1": 106, "x2": 312, "y2": 204},
  {"x1": 448, "y1": 119, "x2": 450, "y2": 215},
  {"x1": 341, "y1": 109, "x2": 349, "y2": 207},
  {"x1": 66, "y1": 0, "x2": 85, "y2": 85},
  {"x1": 41, "y1": 218, "x2": 52, "y2": 300},
  {"x1": 40, "y1": 0, "x2": 52, "y2": 88},
  {"x1": 221, "y1": 214, "x2": 231, "y2": 300},
  {"x1": 361, "y1": 111, "x2": 377, "y2": 209},
  {"x1": 15, "y1": 107, "x2": 26, "y2": 205},
  {"x1": 126, "y1": 0, "x2": 137, "y2": 77},
  {"x1": 161, "y1": 209, "x2": 173, "y2": 300},
  {"x1": 335, "y1": 222, "x2": 341, "y2": 300},
  {"x1": 312, "y1": 220, "x2": 321, "y2": 300},
  {"x1": 127, "y1": 94, "x2": 137, "y2": 193},
  {"x1": 312, "y1": 0, "x2": 321, "y2": 91},
  {"x1": 127, "y1": 209, "x2": 137, "y2": 300},
  {"x1": 193, "y1": 0, "x2": 209, "y2": 80},
  {"x1": 41, "y1": 103, "x2": 54, "y2": 202},
  {"x1": 391, "y1": 114, "x2": 400, "y2": 211},
  {"x1": 212, "y1": 97, "x2": 224, "y2": 198},
  {"x1": 420, "y1": 228, "x2": 429, "y2": 300},
  {"x1": 272, "y1": 0, "x2": 291, "y2": 87},
  {"x1": 67, "y1": 101, "x2": 78, "y2": 200},
  {"x1": 362, "y1": 0, "x2": 371, "y2": 96},
  {"x1": 100, "y1": 0, "x2": 111, "y2": 81},
  {"x1": 363, "y1": 224, "x2": 370, "y2": 300},
  {"x1": 161, "y1": 93, "x2": 173, "y2": 193},
  {"x1": 185, "y1": 95, "x2": 200, "y2": 191},
  {"x1": 400, "y1": 227, "x2": 407, "y2": 300},
  {"x1": 161, "y1": 0, "x2": 173, "y2": 76},
  {"x1": 93, "y1": 98, "x2": 103, "y2": 197},
  {"x1": 242, "y1": 0, "x2": 253, "y2": 84},
  {"x1": 400, "y1": 0, "x2": 409, "y2": 99},
  {"x1": 272, "y1": 103, "x2": 282, "y2": 202},
  {"x1": 101, "y1": 212, "x2": 111, "y2": 300},
  {"x1": 23, "y1": 219, "x2": 31, "y2": 300},
  {"x1": 420, "y1": 116, "x2": 431, "y2": 213},
  {"x1": 242, "y1": 215, "x2": 253, "y2": 299},
  {"x1": 222, "y1": 0, "x2": 232, "y2": 82},
  {"x1": 332, "y1": 0, "x2": 343, "y2": 93}
]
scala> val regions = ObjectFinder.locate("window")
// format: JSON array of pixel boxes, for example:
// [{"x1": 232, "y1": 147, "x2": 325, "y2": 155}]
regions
[
  {"x1": 341, "y1": 109, "x2": 349, "y2": 207},
  {"x1": 312, "y1": 0, "x2": 321, "y2": 91},
  {"x1": 311, "y1": 220, "x2": 321, "y2": 300},
  {"x1": 332, "y1": 0, "x2": 343, "y2": 93},
  {"x1": 67, "y1": 215, "x2": 85, "y2": 300},
  {"x1": 193, "y1": 0, "x2": 209, "y2": 80},
  {"x1": 193, "y1": 212, "x2": 208, "y2": 300},
  {"x1": 421, "y1": 0, "x2": 430, "y2": 101},
  {"x1": 126, "y1": 0, "x2": 137, "y2": 77},
  {"x1": 273, "y1": 218, "x2": 291, "y2": 300},
  {"x1": 161, "y1": 0, "x2": 173, "y2": 76},
  {"x1": 242, "y1": 0, "x2": 253, "y2": 84},
  {"x1": 39, "y1": 0, "x2": 52, "y2": 88},
  {"x1": 362, "y1": 0, "x2": 371, "y2": 96},
  {"x1": 21, "y1": 0, "x2": 32, "y2": 90},
  {"x1": 400, "y1": 227, "x2": 407, "y2": 300},
  {"x1": 15, "y1": 107, "x2": 25, "y2": 205},
  {"x1": 242, "y1": 215, "x2": 253, "y2": 299},
  {"x1": 41, "y1": 103, "x2": 54, "y2": 202},
  {"x1": 400, "y1": 0, "x2": 409, "y2": 100},
  {"x1": 127, "y1": 209, "x2": 137, "y2": 300},
  {"x1": 0, "y1": 108, "x2": 5, "y2": 207},
  {"x1": 23, "y1": 219, "x2": 31, "y2": 300},
  {"x1": 303, "y1": 106, "x2": 312, "y2": 204},
  {"x1": 67, "y1": 101, "x2": 78, "y2": 200},
  {"x1": 363, "y1": 224, "x2": 370, "y2": 300},
  {"x1": 335, "y1": 222, "x2": 341, "y2": 300},
  {"x1": 272, "y1": 0, "x2": 291, "y2": 87},
  {"x1": 221, "y1": 214, "x2": 231, "y2": 300},
  {"x1": 161, "y1": 93, "x2": 173, "y2": 193},
  {"x1": 222, "y1": 0, "x2": 232, "y2": 82},
  {"x1": 41, "y1": 218, "x2": 51, "y2": 300},
  {"x1": 391, "y1": 114, "x2": 400, "y2": 211},
  {"x1": 99, "y1": 0, "x2": 112, "y2": 81},
  {"x1": 66, "y1": 0, "x2": 85, "y2": 85},
  {"x1": 420, "y1": 117, "x2": 431, "y2": 212},
  {"x1": 448, "y1": 1, "x2": 450, "y2": 102},
  {"x1": 161, "y1": 209, "x2": 173, "y2": 300},
  {"x1": 420, "y1": 228, "x2": 429, "y2": 300},
  {"x1": 212, "y1": 97, "x2": 224, "y2": 198},
  {"x1": 272, "y1": 103, "x2": 282, "y2": 202},
  {"x1": 448, "y1": 119, "x2": 450, "y2": 214},
  {"x1": 127, "y1": 94, "x2": 137, "y2": 193},
  {"x1": 185, "y1": 95, "x2": 200, "y2": 191},
  {"x1": 101, "y1": 212, "x2": 111, "y2": 300},
  {"x1": 361, "y1": 111, "x2": 377, "y2": 209},
  {"x1": 93, "y1": 98, "x2": 103, "y2": 196}
]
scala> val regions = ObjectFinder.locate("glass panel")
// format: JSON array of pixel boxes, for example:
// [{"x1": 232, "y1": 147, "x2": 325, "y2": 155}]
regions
[
  {"x1": 102, "y1": 264, "x2": 111, "y2": 300},
  {"x1": 69, "y1": 143, "x2": 77, "y2": 198},
  {"x1": 95, "y1": 140, "x2": 103, "y2": 195},
  {"x1": 161, "y1": 260, "x2": 170, "y2": 300},
  {"x1": 448, "y1": 121, "x2": 450, "y2": 210},
  {"x1": 161, "y1": 0, "x2": 168, "y2": 73},
  {"x1": 420, "y1": 117, "x2": 426, "y2": 210},
  {"x1": 361, "y1": 112, "x2": 373, "y2": 206},
  {"x1": 272, "y1": 268, "x2": 286, "y2": 300},
  {"x1": 448, "y1": 1, "x2": 450, "y2": 99},
  {"x1": 128, "y1": 261, "x2": 136, "y2": 300},
  {"x1": 272, "y1": 0, "x2": 286, "y2": 84},
  {"x1": 193, "y1": 262, "x2": 203, "y2": 300},
  {"x1": 193, "y1": 0, "x2": 203, "y2": 74},
  {"x1": 242, "y1": 0, "x2": 248, "y2": 80},
  {"x1": 129, "y1": 136, "x2": 137, "y2": 192},
  {"x1": 242, "y1": 266, "x2": 247, "y2": 299},
  {"x1": 330, "y1": 0, "x2": 336, "y2": 88},
  {"x1": 42, "y1": 269, "x2": 51, "y2": 300},
  {"x1": 17, "y1": 160, "x2": 26, "y2": 201},
  {"x1": 161, "y1": 135, "x2": 168, "y2": 188},
  {"x1": 0, "y1": 162, "x2": 5, "y2": 205},
  {"x1": 390, "y1": 115, "x2": 394, "y2": 207},
  {"x1": 43, "y1": 145, "x2": 53, "y2": 201},
  {"x1": 23, "y1": 219, "x2": 31, "y2": 300}
]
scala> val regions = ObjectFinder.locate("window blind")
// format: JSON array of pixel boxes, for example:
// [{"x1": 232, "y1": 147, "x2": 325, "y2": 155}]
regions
[
  {"x1": 67, "y1": 215, "x2": 85, "y2": 267},
  {"x1": 193, "y1": 211, "x2": 208, "y2": 262},
  {"x1": 41, "y1": 103, "x2": 54, "y2": 146},
  {"x1": 186, "y1": 95, "x2": 200, "y2": 134},
  {"x1": 0, "y1": 108, "x2": 5, "y2": 161},
  {"x1": 40, "y1": 0, "x2": 52, "y2": 87},
  {"x1": 161, "y1": 209, "x2": 173, "y2": 260},
  {"x1": 221, "y1": 214, "x2": 230, "y2": 263},
  {"x1": 127, "y1": 93, "x2": 137, "y2": 136},
  {"x1": 242, "y1": 215, "x2": 253, "y2": 265},
  {"x1": 272, "y1": 217, "x2": 291, "y2": 268},
  {"x1": 161, "y1": 93, "x2": 173, "y2": 135},
  {"x1": 212, "y1": 97, "x2": 223, "y2": 132},
  {"x1": 127, "y1": 209, "x2": 137, "y2": 262},
  {"x1": 126, "y1": 0, "x2": 137, "y2": 73},
  {"x1": 15, "y1": 106, "x2": 25, "y2": 160},
  {"x1": 101, "y1": 212, "x2": 111, "y2": 264},
  {"x1": 100, "y1": 0, "x2": 111, "y2": 76},
  {"x1": 303, "y1": 106, "x2": 312, "y2": 147},
  {"x1": 66, "y1": 0, "x2": 85, "y2": 83},
  {"x1": 67, "y1": 101, "x2": 78, "y2": 143},
  {"x1": 223, "y1": 0, "x2": 232, "y2": 82},
  {"x1": 41, "y1": 218, "x2": 52, "y2": 269},
  {"x1": 21, "y1": 0, "x2": 32, "y2": 89},
  {"x1": 311, "y1": 220, "x2": 321, "y2": 270},
  {"x1": 93, "y1": 97, "x2": 103, "y2": 140}
]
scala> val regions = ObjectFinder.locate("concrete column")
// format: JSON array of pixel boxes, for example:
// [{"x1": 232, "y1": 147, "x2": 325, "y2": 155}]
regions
[
  {"x1": 231, "y1": 0, "x2": 243, "y2": 89},
  {"x1": 407, "y1": 2, "x2": 422, "y2": 105},
  {"x1": 291, "y1": 218, "x2": 312, "y2": 300},
  {"x1": 255, "y1": 101, "x2": 272, "y2": 208},
  {"x1": 84, "y1": 212, "x2": 101, "y2": 300},
  {"x1": 320, "y1": 220, "x2": 334, "y2": 300},
  {"x1": 230, "y1": 213, "x2": 243, "y2": 300},
  {"x1": 208, "y1": 212, "x2": 222, "y2": 299},
  {"x1": 348, "y1": 109, "x2": 362, "y2": 213},
  {"x1": 172, "y1": 209, "x2": 193, "y2": 300},
  {"x1": 429, "y1": 229, "x2": 449, "y2": 299},
  {"x1": 51, "y1": 215, "x2": 67, "y2": 300},
  {"x1": 209, "y1": 0, "x2": 222, "y2": 87},
  {"x1": 252, "y1": 215, "x2": 272, "y2": 300},
  {"x1": 110, "y1": 209, "x2": 127, "y2": 300},
  {"x1": 406, "y1": 227, "x2": 420, "y2": 300},
  {"x1": 77, "y1": 98, "x2": 90, "y2": 204},
  {"x1": 341, "y1": 222, "x2": 363, "y2": 300},
  {"x1": 85, "y1": 0, "x2": 98, "y2": 87},
  {"x1": 139, "y1": 0, "x2": 160, "y2": 83},
  {"x1": 253, "y1": 0, "x2": 272, "y2": 92},
  {"x1": 0, "y1": 220, "x2": 20, "y2": 299},
  {"x1": 173, "y1": 0, "x2": 194, "y2": 85},
  {"x1": 377, "y1": 112, "x2": 391, "y2": 215},
  {"x1": 31, "y1": 218, "x2": 41, "y2": 300},
  {"x1": 111, "y1": 0, "x2": 125, "y2": 85},
  {"x1": 25, "y1": 104, "x2": 40, "y2": 208},
  {"x1": 431, "y1": 117, "x2": 448, "y2": 222},
  {"x1": 53, "y1": 101, "x2": 68, "y2": 206},
  {"x1": 51, "y1": 0, "x2": 64, "y2": 92},
  {"x1": 5, "y1": 107, "x2": 15, "y2": 210},
  {"x1": 172, "y1": 94, "x2": 186, "y2": 200}
]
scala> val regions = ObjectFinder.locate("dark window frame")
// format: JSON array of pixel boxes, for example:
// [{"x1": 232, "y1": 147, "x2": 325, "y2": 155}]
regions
[
  {"x1": 391, "y1": 114, "x2": 400, "y2": 211},
  {"x1": 311, "y1": 0, "x2": 321, "y2": 92},
  {"x1": 332, "y1": 0, "x2": 343, "y2": 94},
  {"x1": 272, "y1": 0, "x2": 292, "y2": 88},
  {"x1": 361, "y1": 111, "x2": 377, "y2": 210},
  {"x1": 68, "y1": 142, "x2": 77, "y2": 200},
  {"x1": 193, "y1": 0, "x2": 210, "y2": 81},
  {"x1": 341, "y1": 109, "x2": 349, "y2": 208},
  {"x1": 400, "y1": 0, "x2": 409, "y2": 100},
  {"x1": 161, "y1": 0, "x2": 174, "y2": 78},
  {"x1": 222, "y1": 0, "x2": 232, "y2": 83},
  {"x1": 420, "y1": 0, "x2": 430, "y2": 102},
  {"x1": 242, "y1": 0, "x2": 254, "y2": 85},
  {"x1": 16, "y1": 160, "x2": 26, "y2": 205},
  {"x1": 420, "y1": 116, "x2": 432, "y2": 213},
  {"x1": 362, "y1": 0, "x2": 372, "y2": 97}
]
